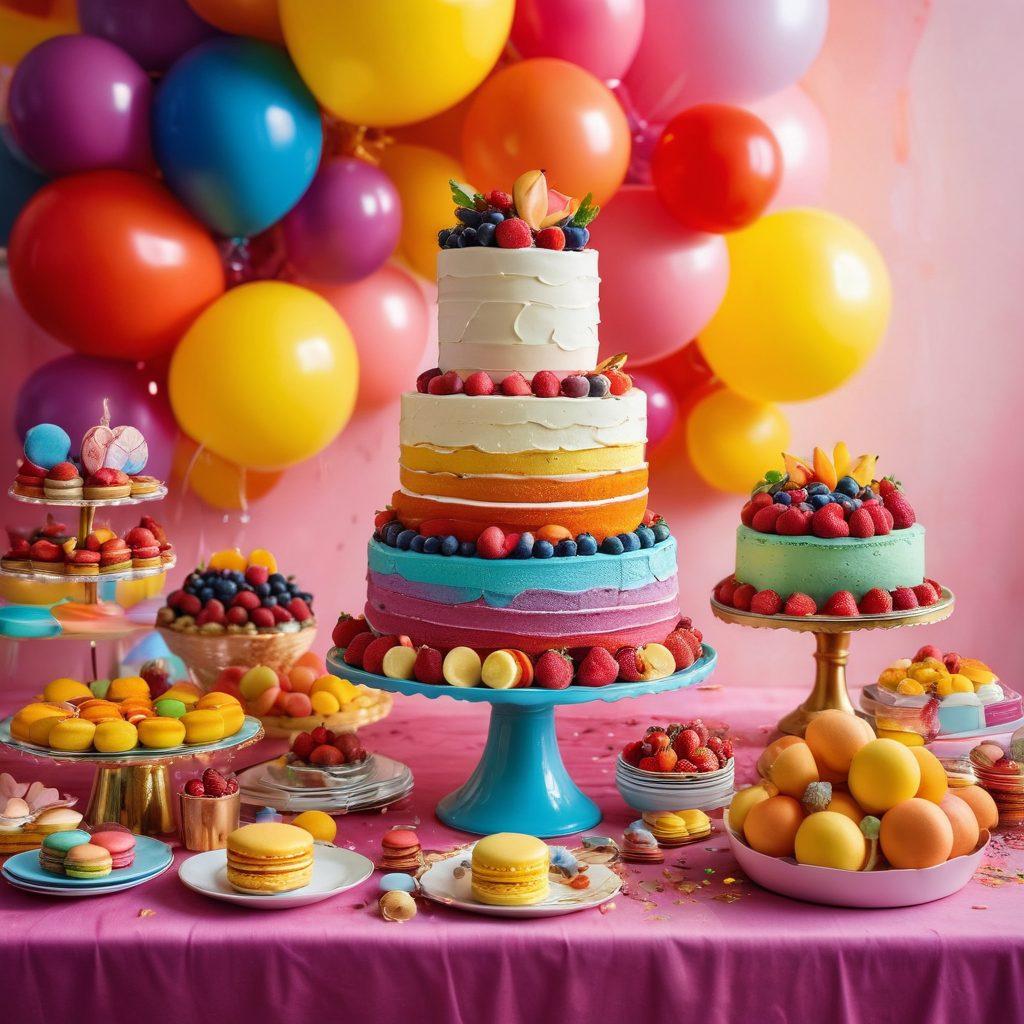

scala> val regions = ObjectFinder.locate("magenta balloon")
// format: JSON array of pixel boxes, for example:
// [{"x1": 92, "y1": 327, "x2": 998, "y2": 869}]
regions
[
  {"x1": 281, "y1": 158, "x2": 401, "y2": 283},
  {"x1": 511, "y1": 0, "x2": 645, "y2": 83},
  {"x1": 77, "y1": 0, "x2": 219, "y2": 72},
  {"x1": 623, "y1": 0, "x2": 828, "y2": 123},
  {"x1": 629, "y1": 369, "x2": 677, "y2": 448},
  {"x1": 14, "y1": 354, "x2": 177, "y2": 479},
  {"x1": 745, "y1": 86, "x2": 830, "y2": 211},
  {"x1": 589, "y1": 187, "x2": 728, "y2": 367},
  {"x1": 303, "y1": 264, "x2": 430, "y2": 409},
  {"x1": 6, "y1": 35, "x2": 153, "y2": 177}
]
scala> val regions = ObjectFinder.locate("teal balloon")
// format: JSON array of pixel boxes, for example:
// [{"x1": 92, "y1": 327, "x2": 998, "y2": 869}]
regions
[
  {"x1": 0, "y1": 131, "x2": 47, "y2": 246},
  {"x1": 152, "y1": 38, "x2": 322, "y2": 238}
]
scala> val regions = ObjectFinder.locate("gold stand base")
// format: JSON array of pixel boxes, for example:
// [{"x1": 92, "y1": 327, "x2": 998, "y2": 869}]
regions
[
  {"x1": 777, "y1": 632, "x2": 855, "y2": 736},
  {"x1": 86, "y1": 763, "x2": 176, "y2": 835}
]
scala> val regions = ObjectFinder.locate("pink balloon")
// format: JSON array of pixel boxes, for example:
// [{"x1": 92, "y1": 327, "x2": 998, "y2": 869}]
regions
[
  {"x1": 745, "y1": 86, "x2": 830, "y2": 210},
  {"x1": 511, "y1": 0, "x2": 645, "y2": 83},
  {"x1": 589, "y1": 187, "x2": 729, "y2": 367},
  {"x1": 629, "y1": 369, "x2": 677, "y2": 449},
  {"x1": 304, "y1": 264, "x2": 429, "y2": 409},
  {"x1": 623, "y1": 0, "x2": 829, "y2": 123}
]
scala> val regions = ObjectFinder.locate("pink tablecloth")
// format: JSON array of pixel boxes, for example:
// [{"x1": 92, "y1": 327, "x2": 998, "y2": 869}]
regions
[{"x1": 2, "y1": 684, "x2": 1022, "y2": 1024}]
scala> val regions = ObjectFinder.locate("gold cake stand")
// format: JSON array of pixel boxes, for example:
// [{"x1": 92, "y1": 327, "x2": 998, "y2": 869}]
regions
[{"x1": 711, "y1": 588, "x2": 955, "y2": 737}]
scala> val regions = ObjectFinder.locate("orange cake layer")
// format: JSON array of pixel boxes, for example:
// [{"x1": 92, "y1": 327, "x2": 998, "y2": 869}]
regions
[{"x1": 398, "y1": 466, "x2": 649, "y2": 504}]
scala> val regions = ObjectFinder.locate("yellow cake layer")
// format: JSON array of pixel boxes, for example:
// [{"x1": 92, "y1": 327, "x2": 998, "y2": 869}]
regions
[
  {"x1": 471, "y1": 877, "x2": 549, "y2": 906},
  {"x1": 226, "y1": 864, "x2": 313, "y2": 893},
  {"x1": 399, "y1": 466, "x2": 649, "y2": 504},
  {"x1": 400, "y1": 443, "x2": 646, "y2": 477}
]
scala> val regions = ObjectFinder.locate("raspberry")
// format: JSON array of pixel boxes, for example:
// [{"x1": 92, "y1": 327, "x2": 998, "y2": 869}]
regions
[
  {"x1": 225, "y1": 778, "x2": 239, "y2": 795},
  {"x1": 614, "y1": 646, "x2": 643, "y2": 682},
  {"x1": 576, "y1": 647, "x2": 619, "y2": 686},
  {"x1": 672, "y1": 728, "x2": 701, "y2": 759},
  {"x1": 184, "y1": 779, "x2": 205, "y2": 797},
  {"x1": 822, "y1": 591, "x2": 859, "y2": 616},
  {"x1": 484, "y1": 190, "x2": 513, "y2": 214},
  {"x1": 531, "y1": 370, "x2": 561, "y2": 398},
  {"x1": 362, "y1": 635, "x2": 400, "y2": 675},
  {"x1": 652, "y1": 749, "x2": 677, "y2": 772},
  {"x1": 270, "y1": 604, "x2": 293, "y2": 623},
  {"x1": 812, "y1": 503, "x2": 850, "y2": 538},
  {"x1": 476, "y1": 526, "x2": 506, "y2": 560},
  {"x1": 463, "y1": 371, "x2": 495, "y2": 396},
  {"x1": 202, "y1": 768, "x2": 228, "y2": 797},
  {"x1": 750, "y1": 589, "x2": 783, "y2": 615},
  {"x1": 913, "y1": 582, "x2": 939, "y2": 606},
  {"x1": 784, "y1": 593, "x2": 817, "y2": 616},
  {"x1": 663, "y1": 632, "x2": 696, "y2": 670},
  {"x1": 226, "y1": 606, "x2": 249, "y2": 625},
  {"x1": 413, "y1": 646, "x2": 444, "y2": 685},
  {"x1": 605, "y1": 367, "x2": 632, "y2": 395},
  {"x1": 534, "y1": 649, "x2": 574, "y2": 689},
  {"x1": 428, "y1": 370, "x2": 464, "y2": 395},
  {"x1": 621, "y1": 739, "x2": 644, "y2": 766},
  {"x1": 688, "y1": 747, "x2": 720, "y2": 773},
  {"x1": 535, "y1": 226, "x2": 565, "y2": 250},
  {"x1": 342, "y1": 631, "x2": 375, "y2": 667},
  {"x1": 731, "y1": 583, "x2": 756, "y2": 611},
  {"x1": 892, "y1": 586, "x2": 919, "y2": 611},
  {"x1": 751, "y1": 503, "x2": 786, "y2": 533},
  {"x1": 291, "y1": 732, "x2": 315, "y2": 761},
  {"x1": 500, "y1": 372, "x2": 532, "y2": 397},
  {"x1": 287, "y1": 598, "x2": 312, "y2": 622},
  {"x1": 848, "y1": 506, "x2": 876, "y2": 538},
  {"x1": 416, "y1": 368, "x2": 441, "y2": 393},
  {"x1": 858, "y1": 588, "x2": 893, "y2": 614},
  {"x1": 495, "y1": 217, "x2": 533, "y2": 248}
]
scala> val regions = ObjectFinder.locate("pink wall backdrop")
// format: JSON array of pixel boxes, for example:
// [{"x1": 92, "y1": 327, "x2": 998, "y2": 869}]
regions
[{"x1": 2, "y1": 0, "x2": 1022, "y2": 692}]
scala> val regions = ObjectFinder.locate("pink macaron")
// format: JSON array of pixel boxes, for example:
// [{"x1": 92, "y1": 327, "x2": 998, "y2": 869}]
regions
[{"x1": 89, "y1": 829, "x2": 136, "y2": 869}]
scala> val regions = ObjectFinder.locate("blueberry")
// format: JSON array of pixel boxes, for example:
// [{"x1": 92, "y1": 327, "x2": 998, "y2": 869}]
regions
[
  {"x1": 422, "y1": 536, "x2": 441, "y2": 554},
  {"x1": 809, "y1": 494, "x2": 831, "y2": 510},
  {"x1": 269, "y1": 573, "x2": 286, "y2": 585},
  {"x1": 587, "y1": 373, "x2": 610, "y2": 398},
  {"x1": 410, "y1": 535, "x2": 426, "y2": 553},
  {"x1": 511, "y1": 532, "x2": 534, "y2": 559},
  {"x1": 444, "y1": 232, "x2": 464, "y2": 249},
  {"x1": 397, "y1": 529, "x2": 417, "y2": 550},
  {"x1": 287, "y1": 582, "x2": 300, "y2": 594},
  {"x1": 798, "y1": 502, "x2": 814, "y2": 512},
  {"x1": 636, "y1": 526, "x2": 655, "y2": 548},
  {"x1": 652, "y1": 522, "x2": 671, "y2": 544},
  {"x1": 219, "y1": 580, "x2": 238, "y2": 597},
  {"x1": 271, "y1": 580, "x2": 288, "y2": 595},
  {"x1": 220, "y1": 568, "x2": 233, "y2": 578},
  {"x1": 384, "y1": 523, "x2": 403, "y2": 546},
  {"x1": 256, "y1": 582, "x2": 271, "y2": 597},
  {"x1": 618, "y1": 532, "x2": 641, "y2": 552},
  {"x1": 773, "y1": 491, "x2": 793, "y2": 506},
  {"x1": 860, "y1": 487, "x2": 875, "y2": 501},
  {"x1": 199, "y1": 587, "x2": 215, "y2": 602},
  {"x1": 299, "y1": 592, "x2": 313, "y2": 604},
  {"x1": 461, "y1": 226, "x2": 479, "y2": 246},
  {"x1": 531, "y1": 539, "x2": 554, "y2": 559},
  {"x1": 563, "y1": 225, "x2": 589, "y2": 250},
  {"x1": 836, "y1": 475, "x2": 860, "y2": 497},
  {"x1": 231, "y1": 571, "x2": 246, "y2": 584},
  {"x1": 458, "y1": 540, "x2": 476, "y2": 558},
  {"x1": 262, "y1": 595, "x2": 277, "y2": 607},
  {"x1": 440, "y1": 535, "x2": 459, "y2": 556},
  {"x1": 438, "y1": 228, "x2": 452, "y2": 247},
  {"x1": 600, "y1": 535, "x2": 624, "y2": 555},
  {"x1": 850, "y1": 498, "x2": 863, "y2": 510},
  {"x1": 484, "y1": 210, "x2": 504, "y2": 224},
  {"x1": 455, "y1": 207, "x2": 482, "y2": 227},
  {"x1": 555, "y1": 539, "x2": 578, "y2": 557},
  {"x1": 806, "y1": 482, "x2": 830, "y2": 496},
  {"x1": 836, "y1": 497, "x2": 856, "y2": 513},
  {"x1": 476, "y1": 222, "x2": 496, "y2": 246},
  {"x1": 576, "y1": 533, "x2": 598, "y2": 556}
]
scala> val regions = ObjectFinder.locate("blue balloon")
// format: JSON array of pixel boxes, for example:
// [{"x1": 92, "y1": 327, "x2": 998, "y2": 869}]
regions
[
  {"x1": 152, "y1": 38, "x2": 322, "y2": 238},
  {"x1": 0, "y1": 129, "x2": 47, "y2": 246}
]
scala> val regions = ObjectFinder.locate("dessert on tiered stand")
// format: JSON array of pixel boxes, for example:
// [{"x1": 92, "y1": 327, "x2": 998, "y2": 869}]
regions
[
  {"x1": 712, "y1": 445, "x2": 953, "y2": 736},
  {"x1": 328, "y1": 171, "x2": 717, "y2": 837}
]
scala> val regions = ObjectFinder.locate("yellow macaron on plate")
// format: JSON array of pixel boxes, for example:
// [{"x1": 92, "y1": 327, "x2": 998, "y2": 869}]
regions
[{"x1": 419, "y1": 843, "x2": 622, "y2": 919}]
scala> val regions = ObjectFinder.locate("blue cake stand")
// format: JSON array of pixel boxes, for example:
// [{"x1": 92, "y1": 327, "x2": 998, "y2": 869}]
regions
[{"x1": 326, "y1": 646, "x2": 717, "y2": 838}]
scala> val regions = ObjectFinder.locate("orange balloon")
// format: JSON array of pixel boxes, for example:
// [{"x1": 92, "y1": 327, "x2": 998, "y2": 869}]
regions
[
  {"x1": 172, "y1": 435, "x2": 282, "y2": 511},
  {"x1": 186, "y1": 0, "x2": 282, "y2": 42},
  {"x1": 462, "y1": 58, "x2": 630, "y2": 205}
]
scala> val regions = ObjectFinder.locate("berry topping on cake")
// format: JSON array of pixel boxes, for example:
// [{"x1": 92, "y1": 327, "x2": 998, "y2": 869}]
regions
[
  {"x1": 858, "y1": 588, "x2": 894, "y2": 614},
  {"x1": 46, "y1": 461, "x2": 80, "y2": 480},
  {"x1": 495, "y1": 217, "x2": 533, "y2": 249},
  {"x1": 427, "y1": 371, "x2": 464, "y2": 395},
  {"x1": 535, "y1": 226, "x2": 565, "y2": 250},
  {"x1": 822, "y1": 591, "x2": 859, "y2": 616},
  {"x1": 417, "y1": 368, "x2": 442, "y2": 393},
  {"x1": 559, "y1": 374, "x2": 589, "y2": 398},
  {"x1": 342, "y1": 632, "x2": 375, "y2": 667},
  {"x1": 463, "y1": 371, "x2": 495, "y2": 396},
  {"x1": 811, "y1": 503, "x2": 850, "y2": 538},
  {"x1": 783, "y1": 593, "x2": 817, "y2": 616},
  {"x1": 577, "y1": 647, "x2": 619, "y2": 687},
  {"x1": 413, "y1": 646, "x2": 444, "y2": 685},
  {"x1": 731, "y1": 583, "x2": 756, "y2": 611},
  {"x1": 531, "y1": 370, "x2": 560, "y2": 398},
  {"x1": 534, "y1": 650, "x2": 574, "y2": 689},
  {"x1": 500, "y1": 372, "x2": 532, "y2": 397},
  {"x1": 750, "y1": 590, "x2": 783, "y2": 615}
]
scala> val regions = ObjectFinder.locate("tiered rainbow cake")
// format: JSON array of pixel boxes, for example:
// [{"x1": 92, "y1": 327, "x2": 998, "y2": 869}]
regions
[
  {"x1": 333, "y1": 172, "x2": 702, "y2": 689},
  {"x1": 714, "y1": 445, "x2": 940, "y2": 617}
]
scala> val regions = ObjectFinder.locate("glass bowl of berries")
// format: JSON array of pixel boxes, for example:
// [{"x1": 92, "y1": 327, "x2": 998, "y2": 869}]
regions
[
  {"x1": 178, "y1": 767, "x2": 240, "y2": 850},
  {"x1": 266, "y1": 727, "x2": 374, "y2": 790},
  {"x1": 616, "y1": 721, "x2": 736, "y2": 813}
]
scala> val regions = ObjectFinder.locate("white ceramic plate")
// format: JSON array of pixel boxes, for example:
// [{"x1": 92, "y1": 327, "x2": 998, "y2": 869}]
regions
[
  {"x1": 418, "y1": 848, "x2": 621, "y2": 918},
  {"x1": 178, "y1": 843, "x2": 374, "y2": 909}
]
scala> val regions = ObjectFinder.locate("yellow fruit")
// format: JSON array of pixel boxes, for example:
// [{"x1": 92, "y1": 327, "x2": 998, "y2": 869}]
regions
[
  {"x1": 876, "y1": 728, "x2": 924, "y2": 747},
  {"x1": 247, "y1": 548, "x2": 278, "y2": 574},
  {"x1": 783, "y1": 452, "x2": 812, "y2": 487},
  {"x1": 108, "y1": 675, "x2": 150, "y2": 701},
  {"x1": 11, "y1": 703, "x2": 70, "y2": 741},
  {"x1": 311, "y1": 674, "x2": 358, "y2": 704},
  {"x1": 848, "y1": 739, "x2": 922, "y2": 814},
  {"x1": 956, "y1": 785, "x2": 998, "y2": 831},
  {"x1": 935, "y1": 677, "x2": 954, "y2": 698},
  {"x1": 27, "y1": 715, "x2": 65, "y2": 746},
  {"x1": 812, "y1": 446, "x2": 837, "y2": 490},
  {"x1": 909, "y1": 667, "x2": 941, "y2": 686},
  {"x1": 42, "y1": 677, "x2": 93, "y2": 703},
  {"x1": 208, "y1": 547, "x2": 248, "y2": 572},
  {"x1": 310, "y1": 691, "x2": 341, "y2": 716},
  {"x1": 382, "y1": 646, "x2": 417, "y2": 680},
  {"x1": 728, "y1": 783, "x2": 777, "y2": 832},
  {"x1": 48, "y1": 718, "x2": 97, "y2": 752},
  {"x1": 910, "y1": 746, "x2": 948, "y2": 803},
  {"x1": 638, "y1": 642, "x2": 675, "y2": 681},
  {"x1": 896, "y1": 679, "x2": 925, "y2": 696},
  {"x1": 291, "y1": 810, "x2": 337, "y2": 843},
  {"x1": 93, "y1": 720, "x2": 139, "y2": 753},
  {"x1": 940, "y1": 794, "x2": 980, "y2": 859},
  {"x1": 181, "y1": 709, "x2": 225, "y2": 744},
  {"x1": 959, "y1": 661, "x2": 997, "y2": 685},
  {"x1": 950, "y1": 674, "x2": 974, "y2": 693},
  {"x1": 849, "y1": 452, "x2": 878, "y2": 486},
  {"x1": 240, "y1": 665, "x2": 280, "y2": 700},
  {"x1": 795, "y1": 811, "x2": 866, "y2": 870},
  {"x1": 826, "y1": 790, "x2": 865, "y2": 824},
  {"x1": 876, "y1": 667, "x2": 905, "y2": 689},
  {"x1": 805, "y1": 710, "x2": 874, "y2": 775},
  {"x1": 743, "y1": 795, "x2": 804, "y2": 858},
  {"x1": 879, "y1": 798, "x2": 953, "y2": 868},
  {"x1": 757, "y1": 737, "x2": 819, "y2": 798},
  {"x1": 832, "y1": 442, "x2": 852, "y2": 478}
]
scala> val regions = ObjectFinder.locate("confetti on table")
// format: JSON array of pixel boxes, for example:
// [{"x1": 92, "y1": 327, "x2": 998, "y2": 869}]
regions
[
  {"x1": 137, "y1": 909, "x2": 155, "y2": 918},
  {"x1": 972, "y1": 905, "x2": 989, "y2": 910},
  {"x1": 714, "y1": 892, "x2": 742, "y2": 904},
  {"x1": 598, "y1": 901, "x2": 615, "y2": 915}
]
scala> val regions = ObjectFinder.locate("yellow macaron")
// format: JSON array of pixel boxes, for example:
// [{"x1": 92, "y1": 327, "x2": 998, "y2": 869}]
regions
[
  {"x1": 93, "y1": 719, "x2": 139, "y2": 753},
  {"x1": 161, "y1": 684, "x2": 202, "y2": 708},
  {"x1": 180, "y1": 709, "x2": 226, "y2": 744},
  {"x1": 27, "y1": 714, "x2": 66, "y2": 747},
  {"x1": 471, "y1": 832, "x2": 550, "y2": 907},
  {"x1": 48, "y1": 718, "x2": 97, "y2": 752},
  {"x1": 42, "y1": 677, "x2": 93, "y2": 703},
  {"x1": 137, "y1": 716, "x2": 186, "y2": 749},
  {"x1": 195, "y1": 692, "x2": 245, "y2": 736},
  {"x1": 107, "y1": 676, "x2": 150, "y2": 701},
  {"x1": 11, "y1": 703, "x2": 70, "y2": 742},
  {"x1": 226, "y1": 823, "x2": 314, "y2": 894}
]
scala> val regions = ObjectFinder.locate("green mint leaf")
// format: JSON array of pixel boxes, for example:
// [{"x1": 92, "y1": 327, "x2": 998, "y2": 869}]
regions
[
  {"x1": 572, "y1": 192, "x2": 600, "y2": 228},
  {"x1": 449, "y1": 179, "x2": 477, "y2": 210}
]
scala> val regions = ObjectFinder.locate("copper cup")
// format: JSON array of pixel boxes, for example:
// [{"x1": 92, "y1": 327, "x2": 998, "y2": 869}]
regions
[{"x1": 178, "y1": 791, "x2": 240, "y2": 851}]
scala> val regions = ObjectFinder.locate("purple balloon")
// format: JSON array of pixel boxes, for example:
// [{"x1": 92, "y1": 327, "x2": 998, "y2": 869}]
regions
[
  {"x1": 78, "y1": 0, "x2": 219, "y2": 72},
  {"x1": 7, "y1": 35, "x2": 153, "y2": 177},
  {"x1": 629, "y1": 370, "x2": 678, "y2": 449},
  {"x1": 14, "y1": 355, "x2": 177, "y2": 480},
  {"x1": 282, "y1": 158, "x2": 401, "y2": 283}
]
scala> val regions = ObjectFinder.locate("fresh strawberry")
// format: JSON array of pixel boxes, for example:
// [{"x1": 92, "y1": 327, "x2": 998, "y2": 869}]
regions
[
  {"x1": 672, "y1": 728, "x2": 701, "y2": 759},
  {"x1": 291, "y1": 732, "x2": 315, "y2": 761},
  {"x1": 250, "y1": 607, "x2": 275, "y2": 629},
  {"x1": 535, "y1": 226, "x2": 566, "y2": 251},
  {"x1": 501, "y1": 532, "x2": 523, "y2": 556},
  {"x1": 751, "y1": 503, "x2": 786, "y2": 534},
  {"x1": 576, "y1": 647, "x2": 619, "y2": 686},
  {"x1": 495, "y1": 217, "x2": 533, "y2": 248},
  {"x1": 637, "y1": 756, "x2": 660, "y2": 772},
  {"x1": 605, "y1": 368, "x2": 632, "y2": 395},
  {"x1": 233, "y1": 590, "x2": 261, "y2": 611},
  {"x1": 672, "y1": 628, "x2": 702, "y2": 659},
  {"x1": 531, "y1": 370, "x2": 561, "y2": 398},
  {"x1": 645, "y1": 729, "x2": 671, "y2": 752},
  {"x1": 707, "y1": 736, "x2": 725, "y2": 756},
  {"x1": 332, "y1": 613, "x2": 367, "y2": 648},
  {"x1": 775, "y1": 507, "x2": 811, "y2": 536},
  {"x1": 892, "y1": 587, "x2": 919, "y2": 611},
  {"x1": 287, "y1": 598, "x2": 312, "y2": 622},
  {"x1": 270, "y1": 604, "x2": 293, "y2": 623},
  {"x1": 715, "y1": 578, "x2": 739, "y2": 604},
  {"x1": 428, "y1": 370, "x2": 464, "y2": 395},
  {"x1": 731, "y1": 583, "x2": 756, "y2": 611},
  {"x1": 822, "y1": 591, "x2": 859, "y2": 616},
  {"x1": 342, "y1": 631, "x2": 375, "y2": 667},
  {"x1": 674, "y1": 759, "x2": 699, "y2": 773},
  {"x1": 484, "y1": 189, "x2": 514, "y2": 214},
  {"x1": 245, "y1": 564, "x2": 270, "y2": 586},
  {"x1": 721, "y1": 739, "x2": 734, "y2": 760},
  {"x1": 812, "y1": 503, "x2": 850, "y2": 539},
  {"x1": 310, "y1": 744, "x2": 343, "y2": 766},
  {"x1": 416, "y1": 368, "x2": 442, "y2": 393},
  {"x1": 686, "y1": 719, "x2": 710, "y2": 745},
  {"x1": 858, "y1": 588, "x2": 893, "y2": 614},
  {"x1": 848, "y1": 506, "x2": 876, "y2": 538},
  {"x1": 913, "y1": 582, "x2": 939, "y2": 606},
  {"x1": 740, "y1": 501, "x2": 757, "y2": 527},
  {"x1": 463, "y1": 371, "x2": 495, "y2": 396},
  {"x1": 663, "y1": 632, "x2": 696, "y2": 669},
  {"x1": 500, "y1": 372, "x2": 532, "y2": 397},
  {"x1": 750, "y1": 589, "x2": 783, "y2": 615},
  {"x1": 878, "y1": 478, "x2": 898, "y2": 497},
  {"x1": 864, "y1": 503, "x2": 893, "y2": 535},
  {"x1": 883, "y1": 488, "x2": 916, "y2": 529},
  {"x1": 943, "y1": 651, "x2": 962, "y2": 674},
  {"x1": 362, "y1": 635, "x2": 400, "y2": 675},
  {"x1": 310, "y1": 726, "x2": 330, "y2": 746},
  {"x1": 688, "y1": 747, "x2": 720, "y2": 773},
  {"x1": 413, "y1": 646, "x2": 444, "y2": 685},
  {"x1": 926, "y1": 578, "x2": 943, "y2": 597},
  {"x1": 613, "y1": 646, "x2": 643, "y2": 682},
  {"x1": 476, "y1": 526, "x2": 506, "y2": 560},
  {"x1": 534, "y1": 649, "x2": 574, "y2": 689},
  {"x1": 652, "y1": 748, "x2": 677, "y2": 772},
  {"x1": 225, "y1": 778, "x2": 239, "y2": 795},
  {"x1": 621, "y1": 739, "x2": 644, "y2": 766}
]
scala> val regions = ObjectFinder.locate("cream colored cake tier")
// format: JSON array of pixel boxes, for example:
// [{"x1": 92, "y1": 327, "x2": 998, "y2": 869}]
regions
[
  {"x1": 391, "y1": 389, "x2": 649, "y2": 542},
  {"x1": 437, "y1": 247, "x2": 599, "y2": 377}
]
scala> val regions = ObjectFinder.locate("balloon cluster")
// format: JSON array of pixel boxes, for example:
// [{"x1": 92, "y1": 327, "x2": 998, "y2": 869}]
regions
[{"x1": 2, "y1": 0, "x2": 891, "y2": 502}]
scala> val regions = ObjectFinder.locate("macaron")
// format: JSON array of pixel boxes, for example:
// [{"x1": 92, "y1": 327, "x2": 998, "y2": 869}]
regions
[
  {"x1": 64, "y1": 842, "x2": 113, "y2": 879},
  {"x1": 24, "y1": 423, "x2": 71, "y2": 470},
  {"x1": 48, "y1": 718, "x2": 97, "y2": 752},
  {"x1": 226, "y1": 823, "x2": 314, "y2": 895},
  {"x1": 89, "y1": 829, "x2": 136, "y2": 869},
  {"x1": 107, "y1": 676, "x2": 150, "y2": 701},
  {"x1": 30, "y1": 807, "x2": 84, "y2": 834},
  {"x1": 39, "y1": 829, "x2": 92, "y2": 874},
  {"x1": 153, "y1": 698, "x2": 187, "y2": 719},
  {"x1": 42, "y1": 677, "x2": 93, "y2": 703},
  {"x1": 181, "y1": 709, "x2": 225, "y2": 744},
  {"x1": 93, "y1": 719, "x2": 139, "y2": 753},
  {"x1": 137, "y1": 716, "x2": 186, "y2": 749},
  {"x1": 290, "y1": 810, "x2": 337, "y2": 843},
  {"x1": 77, "y1": 699, "x2": 121, "y2": 724},
  {"x1": 10, "y1": 703, "x2": 70, "y2": 742},
  {"x1": 195, "y1": 692, "x2": 245, "y2": 735}
]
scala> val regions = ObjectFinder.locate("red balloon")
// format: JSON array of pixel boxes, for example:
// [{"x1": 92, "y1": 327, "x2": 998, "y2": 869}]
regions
[
  {"x1": 8, "y1": 170, "x2": 224, "y2": 360},
  {"x1": 651, "y1": 104, "x2": 782, "y2": 233}
]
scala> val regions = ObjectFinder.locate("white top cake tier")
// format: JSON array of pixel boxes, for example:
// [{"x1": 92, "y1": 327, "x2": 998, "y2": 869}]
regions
[{"x1": 436, "y1": 247, "x2": 600, "y2": 378}]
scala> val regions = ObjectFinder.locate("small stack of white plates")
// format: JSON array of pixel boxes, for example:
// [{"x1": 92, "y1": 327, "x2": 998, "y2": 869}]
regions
[
  {"x1": 236, "y1": 754, "x2": 413, "y2": 814},
  {"x1": 615, "y1": 755, "x2": 735, "y2": 812}
]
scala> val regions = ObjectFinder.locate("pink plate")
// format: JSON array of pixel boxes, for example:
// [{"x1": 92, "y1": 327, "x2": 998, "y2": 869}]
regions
[{"x1": 724, "y1": 811, "x2": 989, "y2": 908}]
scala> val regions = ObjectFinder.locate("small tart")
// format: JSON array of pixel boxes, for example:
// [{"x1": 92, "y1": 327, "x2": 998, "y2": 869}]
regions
[
  {"x1": 14, "y1": 483, "x2": 44, "y2": 498},
  {"x1": 67, "y1": 562, "x2": 99, "y2": 576},
  {"x1": 129, "y1": 476, "x2": 160, "y2": 496},
  {"x1": 44, "y1": 476, "x2": 83, "y2": 490},
  {"x1": 132, "y1": 556, "x2": 161, "y2": 569},
  {"x1": 1, "y1": 557, "x2": 31, "y2": 571},
  {"x1": 99, "y1": 559, "x2": 132, "y2": 574},
  {"x1": 159, "y1": 544, "x2": 175, "y2": 563},
  {"x1": 84, "y1": 484, "x2": 132, "y2": 500},
  {"x1": 30, "y1": 560, "x2": 64, "y2": 574}
]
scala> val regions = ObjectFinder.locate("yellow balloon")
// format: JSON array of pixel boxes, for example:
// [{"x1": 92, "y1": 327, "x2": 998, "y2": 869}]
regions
[
  {"x1": 686, "y1": 389, "x2": 790, "y2": 494},
  {"x1": 279, "y1": 0, "x2": 513, "y2": 127},
  {"x1": 169, "y1": 282, "x2": 358, "y2": 471},
  {"x1": 698, "y1": 210, "x2": 891, "y2": 402},
  {"x1": 379, "y1": 144, "x2": 465, "y2": 279},
  {"x1": 0, "y1": 0, "x2": 78, "y2": 66}
]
